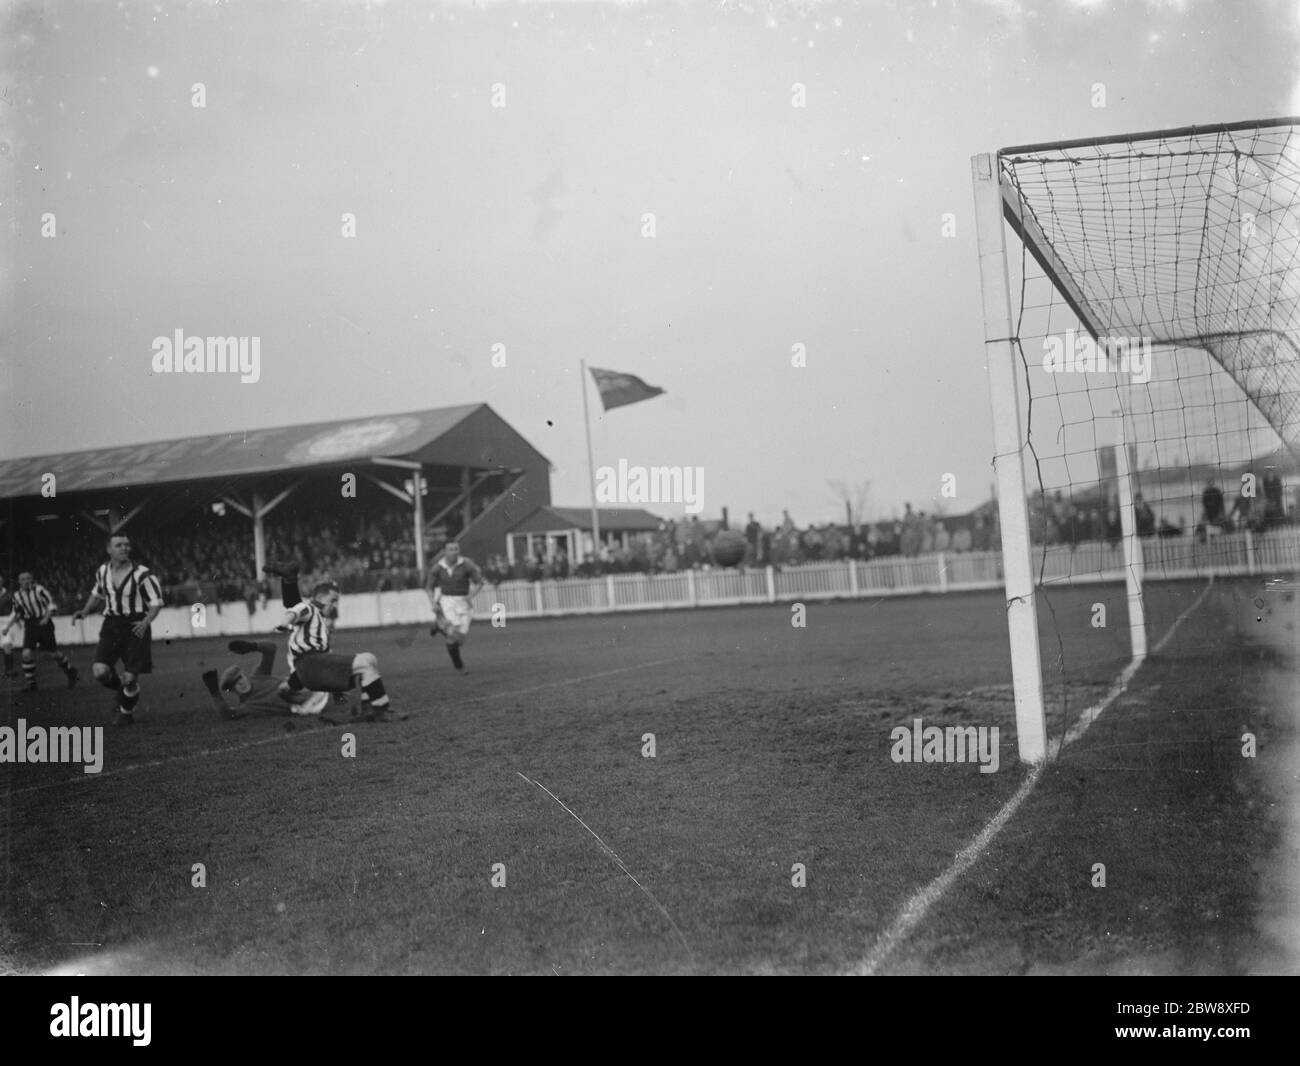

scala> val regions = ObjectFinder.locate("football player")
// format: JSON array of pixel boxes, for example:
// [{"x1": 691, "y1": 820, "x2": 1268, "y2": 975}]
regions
[
  {"x1": 426, "y1": 540, "x2": 483, "y2": 673},
  {"x1": 263, "y1": 561, "x2": 401, "y2": 721},
  {"x1": 72, "y1": 535, "x2": 162, "y2": 726},
  {"x1": 0, "y1": 576, "x2": 17, "y2": 677},
  {"x1": 7, "y1": 572, "x2": 79, "y2": 691},
  {"x1": 200, "y1": 639, "x2": 338, "y2": 722}
]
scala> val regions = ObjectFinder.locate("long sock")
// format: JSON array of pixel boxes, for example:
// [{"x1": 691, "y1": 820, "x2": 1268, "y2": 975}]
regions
[
  {"x1": 361, "y1": 679, "x2": 389, "y2": 708},
  {"x1": 56, "y1": 654, "x2": 72, "y2": 675},
  {"x1": 120, "y1": 683, "x2": 141, "y2": 712},
  {"x1": 21, "y1": 660, "x2": 35, "y2": 685},
  {"x1": 447, "y1": 643, "x2": 463, "y2": 670},
  {"x1": 99, "y1": 671, "x2": 122, "y2": 691},
  {"x1": 286, "y1": 671, "x2": 305, "y2": 692},
  {"x1": 3, "y1": 651, "x2": 12, "y2": 672},
  {"x1": 201, "y1": 670, "x2": 221, "y2": 696}
]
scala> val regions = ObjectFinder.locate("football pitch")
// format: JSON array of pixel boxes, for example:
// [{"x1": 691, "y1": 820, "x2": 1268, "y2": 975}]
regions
[{"x1": 2, "y1": 578, "x2": 1294, "y2": 975}]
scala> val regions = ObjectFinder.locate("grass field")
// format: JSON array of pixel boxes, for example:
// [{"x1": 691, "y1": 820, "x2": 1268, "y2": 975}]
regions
[{"x1": 2, "y1": 577, "x2": 1294, "y2": 975}]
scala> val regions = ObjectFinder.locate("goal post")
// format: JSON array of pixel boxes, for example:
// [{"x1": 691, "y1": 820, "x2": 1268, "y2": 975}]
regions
[
  {"x1": 972, "y1": 116, "x2": 1300, "y2": 766},
  {"x1": 1105, "y1": 394, "x2": 1148, "y2": 662},
  {"x1": 972, "y1": 151, "x2": 1048, "y2": 766}
]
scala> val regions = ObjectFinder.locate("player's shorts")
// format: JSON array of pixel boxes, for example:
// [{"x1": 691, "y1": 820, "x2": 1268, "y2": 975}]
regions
[
  {"x1": 22, "y1": 619, "x2": 57, "y2": 652},
  {"x1": 94, "y1": 615, "x2": 153, "y2": 674},
  {"x1": 2, "y1": 617, "x2": 21, "y2": 649},
  {"x1": 439, "y1": 596, "x2": 473, "y2": 638},
  {"x1": 291, "y1": 651, "x2": 358, "y2": 692}
]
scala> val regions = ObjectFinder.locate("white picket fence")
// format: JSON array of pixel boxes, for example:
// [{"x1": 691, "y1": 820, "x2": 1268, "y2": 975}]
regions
[{"x1": 45, "y1": 529, "x2": 1300, "y2": 647}]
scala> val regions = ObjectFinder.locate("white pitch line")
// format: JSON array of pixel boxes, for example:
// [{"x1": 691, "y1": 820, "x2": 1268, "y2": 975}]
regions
[
  {"x1": 1151, "y1": 575, "x2": 1215, "y2": 657},
  {"x1": 855, "y1": 764, "x2": 1044, "y2": 976},
  {"x1": 6, "y1": 656, "x2": 679, "y2": 798},
  {"x1": 517, "y1": 770, "x2": 695, "y2": 962},
  {"x1": 856, "y1": 578, "x2": 1216, "y2": 976}
]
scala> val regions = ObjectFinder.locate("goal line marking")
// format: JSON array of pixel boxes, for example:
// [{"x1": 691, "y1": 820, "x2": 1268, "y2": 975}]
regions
[{"x1": 855, "y1": 578, "x2": 1216, "y2": 975}]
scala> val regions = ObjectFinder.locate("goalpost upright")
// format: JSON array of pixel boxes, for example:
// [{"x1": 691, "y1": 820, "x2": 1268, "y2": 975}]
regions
[
  {"x1": 972, "y1": 152, "x2": 1048, "y2": 766},
  {"x1": 1104, "y1": 389, "x2": 1148, "y2": 662}
]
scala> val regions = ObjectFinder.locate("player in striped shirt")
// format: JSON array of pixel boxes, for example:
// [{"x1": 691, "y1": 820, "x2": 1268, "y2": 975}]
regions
[
  {"x1": 2, "y1": 573, "x2": 79, "y2": 690},
  {"x1": 0, "y1": 576, "x2": 17, "y2": 677},
  {"x1": 262, "y1": 560, "x2": 399, "y2": 721},
  {"x1": 426, "y1": 540, "x2": 483, "y2": 673},
  {"x1": 71, "y1": 534, "x2": 164, "y2": 726}
]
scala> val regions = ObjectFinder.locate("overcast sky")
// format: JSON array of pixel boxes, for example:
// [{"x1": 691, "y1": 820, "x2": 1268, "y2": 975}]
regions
[{"x1": 4, "y1": 0, "x2": 1298, "y2": 526}]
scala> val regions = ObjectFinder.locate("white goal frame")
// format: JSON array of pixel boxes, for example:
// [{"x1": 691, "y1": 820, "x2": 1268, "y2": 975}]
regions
[{"x1": 972, "y1": 116, "x2": 1300, "y2": 765}]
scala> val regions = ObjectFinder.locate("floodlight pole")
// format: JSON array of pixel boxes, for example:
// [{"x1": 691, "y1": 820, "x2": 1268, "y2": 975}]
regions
[{"x1": 972, "y1": 153, "x2": 1048, "y2": 765}]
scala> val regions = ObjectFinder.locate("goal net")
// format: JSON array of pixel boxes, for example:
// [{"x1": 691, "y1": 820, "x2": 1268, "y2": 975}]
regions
[{"x1": 973, "y1": 118, "x2": 1300, "y2": 765}]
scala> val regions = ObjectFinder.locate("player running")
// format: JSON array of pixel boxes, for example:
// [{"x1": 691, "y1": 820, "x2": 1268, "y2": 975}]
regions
[
  {"x1": 262, "y1": 560, "x2": 400, "y2": 721},
  {"x1": 72, "y1": 534, "x2": 163, "y2": 727},
  {"x1": 426, "y1": 540, "x2": 483, "y2": 673},
  {"x1": 200, "y1": 639, "x2": 340, "y2": 723},
  {"x1": 4, "y1": 572, "x2": 80, "y2": 691}
]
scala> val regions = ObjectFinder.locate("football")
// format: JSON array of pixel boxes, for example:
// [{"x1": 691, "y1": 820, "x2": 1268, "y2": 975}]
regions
[{"x1": 710, "y1": 529, "x2": 748, "y2": 567}]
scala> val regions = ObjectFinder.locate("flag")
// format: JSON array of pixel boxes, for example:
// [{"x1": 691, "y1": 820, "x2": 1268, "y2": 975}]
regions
[{"x1": 587, "y1": 366, "x2": 665, "y2": 411}]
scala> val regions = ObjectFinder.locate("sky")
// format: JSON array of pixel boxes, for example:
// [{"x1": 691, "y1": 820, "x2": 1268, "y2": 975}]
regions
[{"x1": 4, "y1": 0, "x2": 1299, "y2": 527}]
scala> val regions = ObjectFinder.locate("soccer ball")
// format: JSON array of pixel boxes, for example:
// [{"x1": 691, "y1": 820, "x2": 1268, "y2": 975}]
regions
[{"x1": 710, "y1": 529, "x2": 748, "y2": 567}]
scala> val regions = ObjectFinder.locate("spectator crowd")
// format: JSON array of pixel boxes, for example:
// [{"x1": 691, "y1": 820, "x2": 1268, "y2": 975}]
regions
[
  {"x1": 12, "y1": 508, "x2": 422, "y2": 612},
  {"x1": 477, "y1": 504, "x2": 1002, "y2": 585},
  {"x1": 1026, "y1": 469, "x2": 1293, "y2": 549},
  {"x1": 9, "y1": 472, "x2": 1294, "y2": 609}
]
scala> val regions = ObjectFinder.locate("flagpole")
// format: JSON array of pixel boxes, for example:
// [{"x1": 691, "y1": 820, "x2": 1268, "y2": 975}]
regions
[{"x1": 580, "y1": 359, "x2": 601, "y2": 560}]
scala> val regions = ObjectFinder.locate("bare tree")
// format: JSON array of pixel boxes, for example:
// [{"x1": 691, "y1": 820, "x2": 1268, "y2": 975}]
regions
[{"x1": 828, "y1": 479, "x2": 872, "y2": 526}]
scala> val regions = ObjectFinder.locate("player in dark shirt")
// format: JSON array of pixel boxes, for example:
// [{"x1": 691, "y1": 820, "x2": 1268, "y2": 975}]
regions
[{"x1": 426, "y1": 540, "x2": 483, "y2": 673}]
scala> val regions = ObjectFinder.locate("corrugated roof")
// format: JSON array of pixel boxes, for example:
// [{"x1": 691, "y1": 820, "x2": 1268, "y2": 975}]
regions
[{"x1": 0, "y1": 406, "x2": 488, "y2": 498}]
